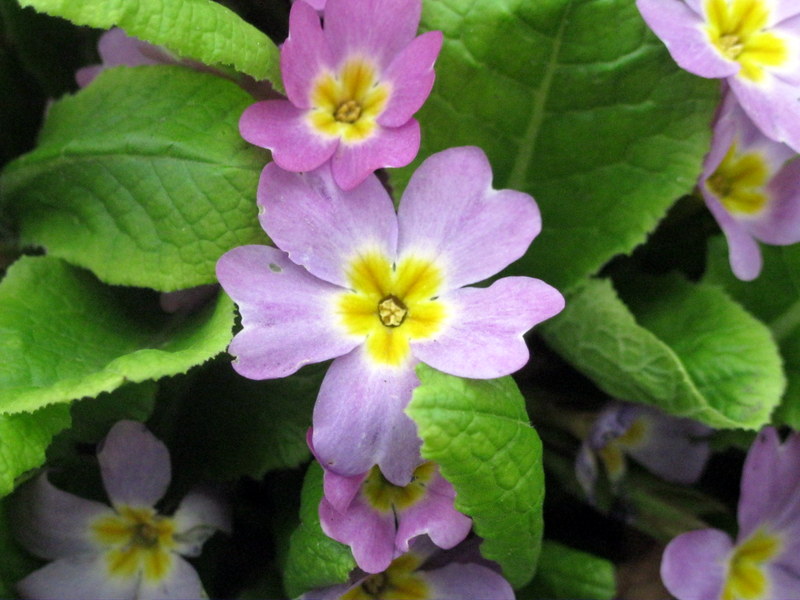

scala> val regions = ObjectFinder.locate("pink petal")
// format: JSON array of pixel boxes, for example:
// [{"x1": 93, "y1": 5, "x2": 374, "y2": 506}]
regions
[
  {"x1": 636, "y1": 0, "x2": 739, "y2": 78},
  {"x1": 704, "y1": 195, "x2": 764, "y2": 280},
  {"x1": 281, "y1": 1, "x2": 334, "y2": 108},
  {"x1": 319, "y1": 493, "x2": 397, "y2": 573},
  {"x1": 751, "y1": 157, "x2": 800, "y2": 245},
  {"x1": 137, "y1": 555, "x2": 206, "y2": 600},
  {"x1": 729, "y1": 75, "x2": 800, "y2": 153},
  {"x1": 239, "y1": 100, "x2": 338, "y2": 172},
  {"x1": 323, "y1": 0, "x2": 421, "y2": 70},
  {"x1": 660, "y1": 529, "x2": 731, "y2": 600},
  {"x1": 258, "y1": 162, "x2": 398, "y2": 288},
  {"x1": 330, "y1": 119, "x2": 420, "y2": 191},
  {"x1": 12, "y1": 474, "x2": 113, "y2": 560},
  {"x1": 397, "y1": 147, "x2": 541, "y2": 291},
  {"x1": 395, "y1": 473, "x2": 471, "y2": 554},
  {"x1": 311, "y1": 347, "x2": 422, "y2": 486},
  {"x1": 216, "y1": 245, "x2": 359, "y2": 379},
  {"x1": 320, "y1": 465, "x2": 367, "y2": 515},
  {"x1": 98, "y1": 421, "x2": 171, "y2": 509},
  {"x1": 379, "y1": 31, "x2": 443, "y2": 128},
  {"x1": 412, "y1": 277, "x2": 564, "y2": 379},
  {"x1": 172, "y1": 487, "x2": 231, "y2": 557},
  {"x1": 16, "y1": 554, "x2": 138, "y2": 600},
  {"x1": 422, "y1": 562, "x2": 515, "y2": 600}
]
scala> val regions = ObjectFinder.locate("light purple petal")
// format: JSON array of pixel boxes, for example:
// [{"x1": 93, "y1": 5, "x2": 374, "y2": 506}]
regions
[
  {"x1": 395, "y1": 472, "x2": 471, "y2": 554},
  {"x1": 319, "y1": 492, "x2": 397, "y2": 573},
  {"x1": 751, "y1": 157, "x2": 800, "y2": 244},
  {"x1": 159, "y1": 285, "x2": 217, "y2": 314},
  {"x1": 239, "y1": 100, "x2": 338, "y2": 172},
  {"x1": 98, "y1": 420, "x2": 170, "y2": 509},
  {"x1": 172, "y1": 487, "x2": 230, "y2": 557},
  {"x1": 772, "y1": 1, "x2": 800, "y2": 25},
  {"x1": 660, "y1": 528, "x2": 732, "y2": 600},
  {"x1": 729, "y1": 76, "x2": 800, "y2": 153},
  {"x1": 137, "y1": 555, "x2": 206, "y2": 600},
  {"x1": 636, "y1": 0, "x2": 739, "y2": 79},
  {"x1": 766, "y1": 560, "x2": 800, "y2": 599},
  {"x1": 258, "y1": 162, "x2": 398, "y2": 288},
  {"x1": 323, "y1": 0, "x2": 421, "y2": 69},
  {"x1": 575, "y1": 441, "x2": 600, "y2": 499},
  {"x1": 412, "y1": 277, "x2": 564, "y2": 379},
  {"x1": 320, "y1": 466, "x2": 367, "y2": 515},
  {"x1": 704, "y1": 197, "x2": 764, "y2": 280},
  {"x1": 422, "y1": 562, "x2": 515, "y2": 600},
  {"x1": 397, "y1": 146, "x2": 541, "y2": 291},
  {"x1": 216, "y1": 245, "x2": 359, "y2": 379},
  {"x1": 330, "y1": 119, "x2": 420, "y2": 191},
  {"x1": 738, "y1": 428, "x2": 800, "y2": 538},
  {"x1": 378, "y1": 31, "x2": 443, "y2": 127},
  {"x1": 281, "y1": 1, "x2": 334, "y2": 108},
  {"x1": 16, "y1": 553, "x2": 138, "y2": 600},
  {"x1": 312, "y1": 347, "x2": 422, "y2": 486},
  {"x1": 75, "y1": 65, "x2": 103, "y2": 88},
  {"x1": 12, "y1": 473, "x2": 112, "y2": 560}
]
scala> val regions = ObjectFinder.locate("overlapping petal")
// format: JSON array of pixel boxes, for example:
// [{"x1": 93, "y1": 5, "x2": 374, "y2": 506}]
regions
[
  {"x1": 137, "y1": 556, "x2": 207, "y2": 600},
  {"x1": 172, "y1": 488, "x2": 232, "y2": 557},
  {"x1": 281, "y1": 0, "x2": 334, "y2": 108},
  {"x1": 258, "y1": 163, "x2": 397, "y2": 288},
  {"x1": 412, "y1": 278, "x2": 564, "y2": 379},
  {"x1": 16, "y1": 554, "x2": 138, "y2": 600},
  {"x1": 98, "y1": 420, "x2": 171, "y2": 509},
  {"x1": 729, "y1": 75, "x2": 800, "y2": 152},
  {"x1": 397, "y1": 147, "x2": 541, "y2": 291},
  {"x1": 661, "y1": 529, "x2": 732, "y2": 600},
  {"x1": 312, "y1": 347, "x2": 422, "y2": 485},
  {"x1": 422, "y1": 562, "x2": 515, "y2": 600}
]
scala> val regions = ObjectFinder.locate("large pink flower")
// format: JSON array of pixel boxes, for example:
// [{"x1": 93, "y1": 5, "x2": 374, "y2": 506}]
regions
[
  {"x1": 216, "y1": 147, "x2": 564, "y2": 486},
  {"x1": 239, "y1": 0, "x2": 442, "y2": 190},
  {"x1": 637, "y1": 0, "x2": 800, "y2": 151}
]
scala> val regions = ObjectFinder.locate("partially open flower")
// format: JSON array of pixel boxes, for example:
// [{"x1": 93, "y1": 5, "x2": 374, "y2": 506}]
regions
[
  {"x1": 700, "y1": 87, "x2": 800, "y2": 280},
  {"x1": 239, "y1": 0, "x2": 442, "y2": 190},
  {"x1": 661, "y1": 427, "x2": 800, "y2": 599},
  {"x1": 12, "y1": 421, "x2": 230, "y2": 600},
  {"x1": 216, "y1": 146, "x2": 564, "y2": 486},
  {"x1": 636, "y1": 0, "x2": 800, "y2": 151}
]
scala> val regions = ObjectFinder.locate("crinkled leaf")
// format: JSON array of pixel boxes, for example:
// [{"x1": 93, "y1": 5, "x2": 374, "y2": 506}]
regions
[
  {"x1": 0, "y1": 66, "x2": 269, "y2": 291},
  {"x1": 284, "y1": 462, "x2": 355, "y2": 598},
  {"x1": 16, "y1": 0, "x2": 281, "y2": 84},
  {"x1": 517, "y1": 541, "x2": 616, "y2": 600},
  {"x1": 408, "y1": 365, "x2": 544, "y2": 589},
  {"x1": 0, "y1": 255, "x2": 234, "y2": 414},
  {"x1": 0, "y1": 403, "x2": 71, "y2": 498},
  {"x1": 542, "y1": 276, "x2": 784, "y2": 428},
  {"x1": 393, "y1": 0, "x2": 717, "y2": 291},
  {"x1": 705, "y1": 238, "x2": 800, "y2": 427}
]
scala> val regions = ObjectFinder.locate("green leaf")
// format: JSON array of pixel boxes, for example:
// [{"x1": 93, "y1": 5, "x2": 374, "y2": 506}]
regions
[
  {"x1": 0, "y1": 255, "x2": 234, "y2": 414},
  {"x1": 16, "y1": 0, "x2": 281, "y2": 84},
  {"x1": 542, "y1": 276, "x2": 784, "y2": 428},
  {"x1": 394, "y1": 0, "x2": 717, "y2": 291},
  {"x1": 407, "y1": 365, "x2": 544, "y2": 589},
  {"x1": 1, "y1": 66, "x2": 269, "y2": 291},
  {"x1": 0, "y1": 403, "x2": 71, "y2": 498},
  {"x1": 283, "y1": 462, "x2": 355, "y2": 598},
  {"x1": 517, "y1": 541, "x2": 616, "y2": 600},
  {"x1": 705, "y1": 238, "x2": 800, "y2": 427}
]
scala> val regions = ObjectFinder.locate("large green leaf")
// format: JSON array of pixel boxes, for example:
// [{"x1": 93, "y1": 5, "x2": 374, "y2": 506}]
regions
[
  {"x1": 542, "y1": 276, "x2": 784, "y2": 428},
  {"x1": 16, "y1": 0, "x2": 281, "y2": 84},
  {"x1": 283, "y1": 462, "x2": 355, "y2": 598},
  {"x1": 0, "y1": 255, "x2": 234, "y2": 414},
  {"x1": 0, "y1": 404, "x2": 70, "y2": 498},
  {"x1": 0, "y1": 66, "x2": 269, "y2": 291},
  {"x1": 407, "y1": 365, "x2": 544, "y2": 589},
  {"x1": 705, "y1": 238, "x2": 800, "y2": 427},
  {"x1": 394, "y1": 0, "x2": 717, "y2": 291},
  {"x1": 517, "y1": 541, "x2": 616, "y2": 600}
]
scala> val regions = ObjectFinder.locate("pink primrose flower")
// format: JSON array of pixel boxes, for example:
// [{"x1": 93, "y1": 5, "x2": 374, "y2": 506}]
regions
[
  {"x1": 239, "y1": 0, "x2": 443, "y2": 190},
  {"x1": 700, "y1": 88, "x2": 800, "y2": 280},
  {"x1": 661, "y1": 427, "x2": 800, "y2": 599},
  {"x1": 636, "y1": 0, "x2": 800, "y2": 151},
  {"x1": 215, "y1": 146, "x2": 565, "y2": 486},
  {"x1": 299, "y1": 536, "x2": 514, "y2": 600},
  {"x1": 12, "y1": 421, "x2": 230, "y2": 600}
]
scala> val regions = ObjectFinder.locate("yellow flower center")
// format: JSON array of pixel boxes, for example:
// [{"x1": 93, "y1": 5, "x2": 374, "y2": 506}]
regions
[
  {"x1": 707, "y1": 142, "x2": 770, "y2": 215},
  {"x1": 361, "y1": 462, "x2": 437, "y2": 512},
  {"x1": 722, "y1": 530, "x2": 781, "y2": 600},
  {"x1": 705, "y1": 0, "x2": 788, "y2": 81},
  {"x1": 338, "y1": 251, "x2": 446, "y2": 366},
  {"x1": 309, "y1": 58, "x2": 390, "y2": 143},
  {"x1": 340, "y1": 554, "x2": 430, "y2": 600},
  {"x1": 91, "y1": 506, "x2": 176, "y2": 583}
]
